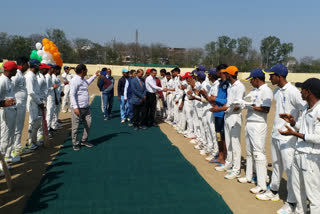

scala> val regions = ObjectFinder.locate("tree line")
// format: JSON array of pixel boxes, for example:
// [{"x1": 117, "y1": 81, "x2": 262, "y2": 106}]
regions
[{"x1": 0, "y1": 28, "x2": 319, "y2": 73}]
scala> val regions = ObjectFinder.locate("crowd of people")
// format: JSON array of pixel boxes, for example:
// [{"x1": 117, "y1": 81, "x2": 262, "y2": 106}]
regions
[
  {"x1": 0, "y1": 58, "x2": 74, "y2": 172},
  {"x1": 110, "y1": 64, "x2": 320, "y2": 214},
  {"x1": 0, "y1": 58, "x2": 319, "y2": 214}
]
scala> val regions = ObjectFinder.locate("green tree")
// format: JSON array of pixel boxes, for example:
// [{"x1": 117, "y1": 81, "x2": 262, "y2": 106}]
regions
[
  {"x1": 7, "y1": 35, "x2": 32, "y2": 60},
  {"x1": 260, "y1": 36, "x2": 294, "y2": 68}
]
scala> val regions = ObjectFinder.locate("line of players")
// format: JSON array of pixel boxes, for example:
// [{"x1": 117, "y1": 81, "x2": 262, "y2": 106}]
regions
[
  {"x1": 0, "y1": 58, "x2": 73, "y2": 175},
  {"x1": 160, "y1": 64, "x2": 319, "y2": 214}
]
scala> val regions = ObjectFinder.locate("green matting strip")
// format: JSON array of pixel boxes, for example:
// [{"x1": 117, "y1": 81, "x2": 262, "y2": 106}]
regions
[{"x1": 24, "y1": 97, "x2": 232, "y2": 214}]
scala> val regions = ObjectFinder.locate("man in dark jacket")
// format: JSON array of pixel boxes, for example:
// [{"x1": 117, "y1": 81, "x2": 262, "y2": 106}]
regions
[
  {"x1": 117, "y1": 69, "x2": 129, "y2": 123},
  {"x1": 98, "y1": 68, "x2": 114, "y2": 120},
  {"x1": 131, "y1": 69, "x2": 147, "y2": 130}
]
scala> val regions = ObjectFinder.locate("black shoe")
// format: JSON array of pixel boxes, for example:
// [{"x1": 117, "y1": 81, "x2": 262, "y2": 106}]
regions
[
  {"x1": 49, "y1": 127, "x2": 57, "y2": 132},
  {"x1": 73, "y1": 145, "x2": 80, "y2": 151}
]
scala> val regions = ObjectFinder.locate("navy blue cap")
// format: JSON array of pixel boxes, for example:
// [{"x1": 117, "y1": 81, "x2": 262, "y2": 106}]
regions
[
  {"x1": 63, "y1": 66, "x2": 69, "y2": 70},
  {"x1": 190, "y1": 69, "x2": 197, "y2": 76},
  {"x1": 207, "y1": 68, "x2": 217, "y2": 76},
  {"x1": 197, "y1": 65, "x2": 206, "y2": 72},
  {"x1": 296, "y1": 78, "x2": 320, "y2": 97},
  {"x1": 197, "y1": 71, "x2": 206, "y2": 81},
  {"x1": 47, "y1": 64, "x2": 53, "y2": 67},
  {"x1": 264, "y1": 64, "x2": 288, "y2": 77},
  {"x1": 245, "y1": 69, "x2": 265, "y2": 81},
  {"x1": 29, "y1": 59, "x2": 40, "y2": 67}
]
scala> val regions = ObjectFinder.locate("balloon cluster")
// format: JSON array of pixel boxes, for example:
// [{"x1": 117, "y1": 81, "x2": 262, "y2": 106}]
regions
[{"x1": 30, "y1": 38, "x2": 63, "y2": 67}]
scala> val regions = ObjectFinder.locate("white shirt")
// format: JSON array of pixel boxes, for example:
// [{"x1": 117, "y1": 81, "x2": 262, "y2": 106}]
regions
[
  {"x1": 52, "y1": 74, "x2": 62, "y2": 99},
  {"x1": 225, "y1": 80, "x2": 246, "y2": 121},
  {"x1": 11, "y1": 69, "x2": 27, "y2": 104},
  {"x1": 246, "y1": 84, "x2": 273, "y2": 123},
  {"x1": 70, "y1": 74, "x2": 97, "y2": 109},
  {"x1": 45, "y1": 73, "x2": 54, "y2": 97},
  {"x1": 145, "y1": 75, "x2": 162, "y2": 93},
  {"x1": 124, "y1": 79, "x2": 129, "y2": 100},
  {"x1": 294, "y1": 101, "x2": 320, "y2": 154},
  {"x1": 37, "y1": 73, "x2": 48, "y2": 102},
  {"x1": 25, "y1": 70, "x2": 42, "y2": 105},
  {"x1": 208, "y1": 80, "x2": 219, "y2": 97},
  {"x1": 61, "y1": 72, "x2": 73, "y2": 88},
  {"x1": 0, "y1": 74, "x2": 15, "y2": 109},
  {"x1": 166, "y1": 78, "x2": 174, "y2": 89},
  {"x1": 161, "y1": 76, "x2": 167, "y2": 89},
  {"x1": 272, "y1": 82, "x2": 306, "y2": 139}
]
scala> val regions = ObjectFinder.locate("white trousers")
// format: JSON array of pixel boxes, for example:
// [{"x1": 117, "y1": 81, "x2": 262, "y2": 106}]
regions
[
  {"x1": 193, "y1": 103, "x2": 203, "y2": 140},
  {"x1": 0, "y1": 108, "x2": 17, "y2": 157},
  {"x1": 13, "y1": 102, "x2": 27, "y2": 149},
  {"x1": 166, "y1": 94, "x2": 174, "y2": 121},
  {"x1": 292, "y1": 152, "x2": 320, "y2": 214},
  {"x1": 270, "y1": 137, "x2": 296, "y2": 203},
  {"x1": 28, "y1": 102, "x2": 42, "y2": 144},
  {"x1": 173, "y1": 98, "x2": 180, "y2": 124},
  {"x1": 224, "y1": 115, "x2": 242, "y2": 172},
  {"x1": 202, "y1": 109, "x2": 217, "y2": 155},
  {"x1": 184, "y1": 102, "x2": 194, "y2": 134},
  {"x1": 61, "y1": 86, "x2": 70, "y2": 111},
  {"x1": 46, "y1": 94, "x2": 55, "y2": 129},
  {"x1": 245, "y1": 122, "x2": 267, "y2": 190}
]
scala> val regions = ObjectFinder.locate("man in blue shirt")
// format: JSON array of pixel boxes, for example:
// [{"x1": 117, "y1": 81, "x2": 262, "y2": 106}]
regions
[
  {"x1": 98, "y1": 68, "x2": 114, "y2": 120},
  {"x1": 209, "y1": 64, "x2": 229, "y2": 165}
]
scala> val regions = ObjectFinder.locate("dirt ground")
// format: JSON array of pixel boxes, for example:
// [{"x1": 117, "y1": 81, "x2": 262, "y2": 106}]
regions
[{"x1": 0, "y1": 77, "x2": 288, "y2": 214}]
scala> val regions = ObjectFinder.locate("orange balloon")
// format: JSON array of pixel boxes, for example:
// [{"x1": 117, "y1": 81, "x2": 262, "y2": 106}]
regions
[
  {"x1": 44, "y1": 45, "x2": 51, "y2": 52},
  {"x1": 42, "y1": 38, "x2": 49, "y2": 45}
]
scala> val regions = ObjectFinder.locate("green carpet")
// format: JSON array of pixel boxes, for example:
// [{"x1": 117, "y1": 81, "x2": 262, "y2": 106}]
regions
[{"x1": 24, "y1": 97, "x2": 232, "y2": 214}]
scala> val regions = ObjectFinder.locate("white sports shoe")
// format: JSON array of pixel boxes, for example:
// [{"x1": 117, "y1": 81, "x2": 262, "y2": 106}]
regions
[
  {"x1": 238, "y1": 177, "x2": 251, "y2": 183},
  {"x1": 215, "y1": 164, "x2": 231, "y2": 172},
  {"x1": 186, "y1": 134, "x2": 196, "y2": 139},
  {"x1": 121, "y1": 119, "x2": 125, "y2": 123},
  {"x1": 256, "y1": 189, "x2": 280, "y2": 201},
  {"x1": 205, "y1": 155, "x2": 214, "y2": 161},
  {"x1": 199, "y1": 150, "x2": 207, "y2": 156},
  {"x1": 224, "y1": 171, "x2": 241, "y2": 180},
  {"x1": 61, "y1": 110, "x2": 67, "y2": 113},
  {"x1": 5, "y1": 155, "x2": 21, "y2": 163},
  {"x1": 194, "y1": 145, "x2": 201, "y2": 150},
  {"x1": 67, "y1": 109, "x2": 72, "y2": 113},
  {"x1": 28, "y1": 143, "x2": 38, "y2": 150},
  {"x1": 250, "y1": 186, "x2": 266, "y2": 194},
  {"x1": 276, "y1": 202, "x2": 295, "y2": 214},
  {"x1": 189, "y1": 139, "x2": 197, "y2": 144}
]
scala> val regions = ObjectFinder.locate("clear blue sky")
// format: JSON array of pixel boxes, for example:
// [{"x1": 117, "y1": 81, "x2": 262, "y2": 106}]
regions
[{"x1": 1, "y1": 0, "x2": 320, "y2": 59}]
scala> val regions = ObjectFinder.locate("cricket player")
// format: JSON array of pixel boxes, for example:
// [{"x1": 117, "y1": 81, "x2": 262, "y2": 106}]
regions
[
  {"x1": 278, "y1": 78, "x2": 320, "y2": 214},
  {"x1": 213, "y1": 66, "x2": 245, "y2": 180},
  {"x1": 237, "y1": 69, "x2": 273, "y2": 195},
  {"x1": 46, "y1": 65, "x2": 59, "y2": 135},
  {"x1": 12, "y1": 57, "x2": 30, "y2": 156},
  {"x1": 37, "y1": 63, "x2": 50, "y2": 145},
  {"x1": 0, "y1": 61, "x2": 18, "y2": 163},
  {"x1": 61, "y1": 66, "x2": 73, "y2": 113},
  {"x1": 25, "y1": 60, "x2": 44, "y2": 150},
  {"x1": 52, "y1": 65, "x2": 62, "y2": 128},
  {"x1": 256, "y1": 64, "x2": 305, "y2": 214}
]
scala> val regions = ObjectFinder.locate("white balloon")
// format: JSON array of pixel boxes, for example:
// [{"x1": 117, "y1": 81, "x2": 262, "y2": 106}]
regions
[
  {"x1": 41, "y1": 59, "x2": 49, "y2": 64},
  {"x1": 37, "y1": 50, "x2": 44, "y2": 57},
  {"x1": 36, "y1": 42, "x2": 42, "y2": 50}
]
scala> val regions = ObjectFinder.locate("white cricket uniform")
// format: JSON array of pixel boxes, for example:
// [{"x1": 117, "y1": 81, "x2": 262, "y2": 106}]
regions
[
  {"x1": 203, "y1": 80, "x2": 219, "y2": 155},
  {"x1": 52, "y1": 74, "x2": 61, "y2": 127},
  {"x1": 12, "y1": 70, "x2": 27, "y2": 149},
  {"x1": 199, "y1": 80, "x2": 213, "y2": 149},
  {"x1": 184, "y1": 84, "x2": 195, "y2": 135},
  {"x1": 177, "y1": 80, "x2": 188, "y2": 131},
  {"x1": 37, "y1": 73, "x2": 48, "y2": 141},
  {"x1": 61, "y1": 72, "x2": 73, "y2": 111},
  {"x1": 0, "y1": 75, "x2": 17, "y2": 158},
  {"x1": 166, "y1": 78, "x2": 175, "y2": 121},
  {"x1": 245, "y1": 83, "x2": 273, "y2": 190},
  {"x1": 45, "y1": 73, "x2": 55, "y2": 129},
  {"x1": 25, "y1": 71, "x2": 42, "y2": 144},
  {"x1": 224, "y1": 80, "x2": 245, "y2": 173},
  {"x1": 193, "y1": 81, "x2": 203, "y2": 142},
  {"x1": 291, "y1": 101, "x2": 320, "y2": 214},
  {"x1": 173, "y1": 77, "x2": 182, "y2": 124},
  {"x1": 270, "y1": 82, "x2": 305, "y2": 203}
]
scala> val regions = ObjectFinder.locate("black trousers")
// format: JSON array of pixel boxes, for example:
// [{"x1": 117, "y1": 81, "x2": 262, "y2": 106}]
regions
[
  {"x1": 133, "y1": 102, "x2": 145, "y2": 127},
  {"x1": 144, "y1": 92, "x2": 156, "y2": 126}
]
